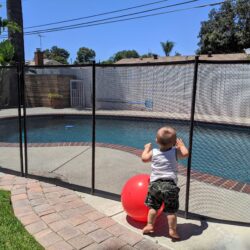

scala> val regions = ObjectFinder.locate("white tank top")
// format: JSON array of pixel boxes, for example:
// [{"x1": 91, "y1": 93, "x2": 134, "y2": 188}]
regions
[{"x1": 150, "y1": 147, "x2": 178, "y2": 183}]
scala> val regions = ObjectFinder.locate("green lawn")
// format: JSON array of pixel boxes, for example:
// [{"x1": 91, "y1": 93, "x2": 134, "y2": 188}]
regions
[{"x1": 0, "y1": 190, "x2": 44, "y2": 250}]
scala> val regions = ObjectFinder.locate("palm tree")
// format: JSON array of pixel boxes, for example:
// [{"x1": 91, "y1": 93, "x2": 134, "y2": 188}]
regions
[
  {"x1": 160, "y1": 41, "x2": 175, "y2": 56},
  {"x1": 7, "y1": 0, "x2": 25, "y2": 63}
]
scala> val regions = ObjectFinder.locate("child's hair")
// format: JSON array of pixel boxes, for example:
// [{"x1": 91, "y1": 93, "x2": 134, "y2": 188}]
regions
[{"x1": 156, "y1": 126, "x2": 176, "y2": 148}]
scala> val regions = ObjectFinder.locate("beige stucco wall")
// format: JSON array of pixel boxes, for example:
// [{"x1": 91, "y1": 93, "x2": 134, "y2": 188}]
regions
[{"x1": 25, "y1": 74, "x2": 75, "y2": 108}]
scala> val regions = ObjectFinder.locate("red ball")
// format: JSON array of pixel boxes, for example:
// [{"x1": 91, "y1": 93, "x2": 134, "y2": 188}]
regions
[{"x1": 121, "y1": 174, "x2": 163, "y2": 222}]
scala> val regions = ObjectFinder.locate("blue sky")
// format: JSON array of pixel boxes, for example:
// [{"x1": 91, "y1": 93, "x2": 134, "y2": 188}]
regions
[{"x1": 0, "y1": 0, "x2": 220, "y2": 62}]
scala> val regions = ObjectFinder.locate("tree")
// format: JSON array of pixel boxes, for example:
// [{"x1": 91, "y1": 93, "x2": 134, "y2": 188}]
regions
[
  {"x1": 0, "y1": 11, "x2": 19, "y2": 33},
  {"x1": 100, "y1": 59, "x2": 114, "y2": 64},
  {"x1": 160, "y1": 41, "x2": 175, "y2": 56},
  {"x1": 7, "y1": 0, "x2": 25, "y2": 63},
  {"x1": 75, "y1": 47, "x2": 95, "y2": 64},
  {"x1": 0, "y1": 40, "x2": 14, "y2": 66},
  {"x1": 235, "y1": 0, "x2": 250, "y2": 49},
  {"x1": 0, "y1": 6, "x2": 18, "y2": 109},
  {"x1": 0, "y1": 4, "x2": 19, "y2": 65},
  {"x1": 112, "y1": 50, "x2": 139, "y2": 62},
  {"x1": 44, "y1": 46, "x2": 70, "y2": 64},
  {"x1": 197, "y1": 0, "x2": 250, "y2": 54},
  {"x1": 141, "y1": 52, "x2": 154, "y2": 58}
]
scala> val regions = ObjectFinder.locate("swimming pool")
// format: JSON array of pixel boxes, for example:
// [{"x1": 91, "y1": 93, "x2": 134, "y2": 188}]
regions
[{"x1": 0, "y1": 115, "x2": 249, "y2": 183}]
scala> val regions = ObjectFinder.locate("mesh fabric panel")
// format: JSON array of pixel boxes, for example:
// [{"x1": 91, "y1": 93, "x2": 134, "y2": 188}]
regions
[
  {"x1": 95, "y1": 64, "x2": 194, "y2": 203},
  {"x1": 189, "y1": 62, "x2": 250, "y2": 223},
  {"x1": 24, "y1": 66, "x2": 93, "y2": 189},
  {"x1": 0, "y1": 67, "x2": 21, "y2": 172}
]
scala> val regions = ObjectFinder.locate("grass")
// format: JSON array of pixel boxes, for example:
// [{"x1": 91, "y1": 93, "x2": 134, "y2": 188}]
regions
[{"x1": 0, "y1": 190, "x2": 44, "y2": 250}]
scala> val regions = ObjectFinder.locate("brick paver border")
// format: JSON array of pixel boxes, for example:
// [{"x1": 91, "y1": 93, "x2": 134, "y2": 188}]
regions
[
  {"x1": 0, "y1": 174, "x2": 167, "y2": 250},
  {"x1": 0, "y1": 142, "x2": 249, "y2": 194}
]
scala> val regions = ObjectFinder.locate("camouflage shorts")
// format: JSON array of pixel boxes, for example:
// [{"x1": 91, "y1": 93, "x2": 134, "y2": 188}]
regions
[{"x1": 145, "y1": 179, "x2": 180, "y2": 213}]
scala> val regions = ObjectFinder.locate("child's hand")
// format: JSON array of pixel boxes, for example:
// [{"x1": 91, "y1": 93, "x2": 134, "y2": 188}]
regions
[
  {"x1": 142, "y1": 143, "x2": 153, "y2": 162},
  {"x1": 144, "y1": 143, "x2": 152, "y2": 150},
  {"x1": 176, "y1": 138, "x2": 185, "y2": 149},
  {"x1": 176, "y1": 138, "x2": 189, "y2": 159}
]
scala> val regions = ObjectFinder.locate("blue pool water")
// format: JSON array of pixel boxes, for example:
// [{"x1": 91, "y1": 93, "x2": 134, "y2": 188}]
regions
[{"x1": 0, "y1": 116, "x2": 249, "y2": 183}]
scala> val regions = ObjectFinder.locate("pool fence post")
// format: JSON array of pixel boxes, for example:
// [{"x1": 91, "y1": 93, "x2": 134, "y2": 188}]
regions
[
  {"x1": 91, "y1": 60, "x2": 96, "y2": 195},
  {"x1": 21, "y1": 62, "x2": 28, "y2": 177},
  {"x1": 16, "y1": 63, "x2": 24, "y2": 177},
  {"x1": 185, "y1": 55, "x2": 199, "y2": 219}
]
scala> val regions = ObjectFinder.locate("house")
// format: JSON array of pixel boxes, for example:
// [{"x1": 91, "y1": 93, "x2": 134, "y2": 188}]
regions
[
  {"x1": 115, "y1": 52, "x2": 249, "y2": 64},
  {"x1": 26, "y1": 48, "x2": 62, "y2": 66}
]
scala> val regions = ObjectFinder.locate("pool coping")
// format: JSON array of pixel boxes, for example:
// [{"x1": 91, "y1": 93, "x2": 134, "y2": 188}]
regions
[
  {"x1": 0, "y1": 141, "x2": 249, "y2": 195},
  {"x1": 0, "y1": 109, "x2": 250, "y2": 127}
]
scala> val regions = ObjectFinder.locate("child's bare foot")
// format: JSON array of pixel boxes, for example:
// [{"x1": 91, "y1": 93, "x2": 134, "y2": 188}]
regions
[
  {"x1": 169, "y1": 228, "x2": 180, "y2": 240},
  {"x1": 142, "y1": 224, "x2": 154, "y2": 234}
]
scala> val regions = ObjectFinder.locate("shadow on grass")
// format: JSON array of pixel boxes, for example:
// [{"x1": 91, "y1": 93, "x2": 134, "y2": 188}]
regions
[{"x1": 126, "y1": 213, "x2": 208, "y2": 241}]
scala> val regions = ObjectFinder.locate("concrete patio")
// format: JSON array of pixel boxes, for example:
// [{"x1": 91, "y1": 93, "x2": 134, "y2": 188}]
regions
[
  {"x1": 0, "y1": 107, "x2": 250, "y2": 249},
  {"x1": 0, "y1": 145, "x2": 250, "y2": 249}
]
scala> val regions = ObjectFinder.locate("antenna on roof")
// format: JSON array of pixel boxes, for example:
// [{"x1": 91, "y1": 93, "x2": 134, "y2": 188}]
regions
[{"x1": 38, "y1": 33, "x2": 45, "y2": 50}]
